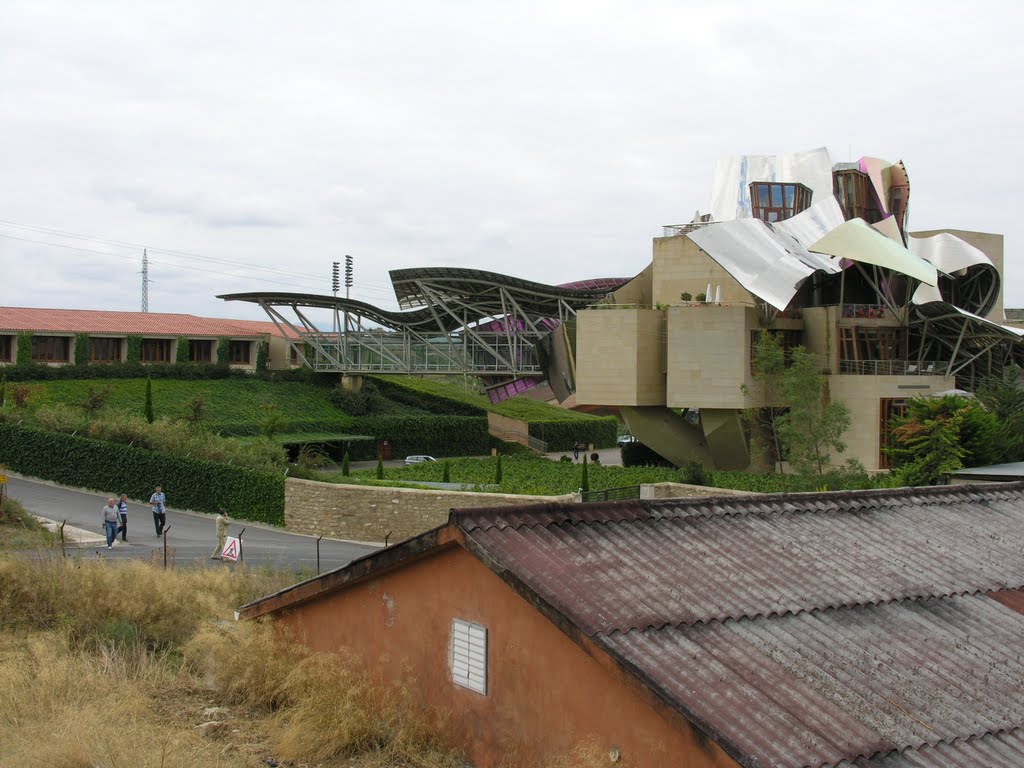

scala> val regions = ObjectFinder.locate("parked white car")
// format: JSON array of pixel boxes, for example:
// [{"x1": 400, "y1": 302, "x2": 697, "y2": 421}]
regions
[
  {"x1": 617, "y1": 434, "x2": 638, "y2": 446},
  {"x1": 403, "y1": 455, "x2": 437, "y2": 465}
]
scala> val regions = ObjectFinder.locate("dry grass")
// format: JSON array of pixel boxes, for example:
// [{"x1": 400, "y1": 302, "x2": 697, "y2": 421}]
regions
[{"x1": 0, "y1": 549, "x2": 607, "y2": 768}]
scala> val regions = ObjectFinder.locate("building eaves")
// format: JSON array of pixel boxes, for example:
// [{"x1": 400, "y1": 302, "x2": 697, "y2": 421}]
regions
[{"x1": 237, "y1": 524, "x2": 460, "y2": 620}]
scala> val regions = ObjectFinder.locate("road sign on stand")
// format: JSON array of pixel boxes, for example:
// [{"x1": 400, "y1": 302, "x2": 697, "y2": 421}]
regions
[{"x1": 220, "y1": 536, "x2": 241, "y2": 562}]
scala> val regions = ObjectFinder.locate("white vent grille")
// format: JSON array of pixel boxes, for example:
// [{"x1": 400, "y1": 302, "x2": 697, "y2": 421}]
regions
[{"x1": 450, "y1": 619, "x2": 487, "y2": 694}]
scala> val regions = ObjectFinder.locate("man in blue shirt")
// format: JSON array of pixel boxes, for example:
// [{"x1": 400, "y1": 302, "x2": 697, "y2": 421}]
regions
[{"x1": 150, "y1": 485, "x2": 167, "y2": 537}]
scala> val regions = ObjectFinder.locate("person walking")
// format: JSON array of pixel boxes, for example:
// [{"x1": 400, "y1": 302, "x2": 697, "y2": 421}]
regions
[
  {"x1": 117, "y1": 493, "x2": 129, "y2": 542},
  {"x1": 150, "y1": 485, "x2": 166, "y2": 537},
  {"x1": 210, "y1": 508, "x2": 231, "y2": 560},
  {"x1": 101, "y1": 497, "x2": 120, "y2": 549}
]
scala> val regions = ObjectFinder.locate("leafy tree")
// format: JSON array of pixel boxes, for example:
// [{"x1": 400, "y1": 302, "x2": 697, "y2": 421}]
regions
[
  {"x1": 180, "y1": 395, "x2": 208, "y2": 429},
  {"x1": 494, "y1": 455, "x2": 503, "y2": 484},
  {"x1": 976, "y1": 364, "x2": 1024, "y2": 462},
  {"x1": 580, "y1": 454, "x2": 589, "y2": 493},
  {"x1": 744, "y1": 332, "x2": 852, "y2": 482},
  {"x1": 376, "y1": 457, "x2": 384, "y2": 480},
  {"x1": 887, "y1": 395, "x2": 997, "y2": 485},
  {"x1": 342, "y1": 451, "x2": 350, "y2": 477},
  {"x1": 442, "y1": 460, "x2": 451, "y2": 483},
  {"x1": 83, "y1": 385, "x2": 111, "y2": 417},
  {"x1": 777, "y1": 347, "x2": 851, "y2": 477},
  {"x1": 144, "y1": 376, "x2": 155, "y2": 424},
  {"x1": 742, "y1": 332, "x2": 791, "y2": 477}
]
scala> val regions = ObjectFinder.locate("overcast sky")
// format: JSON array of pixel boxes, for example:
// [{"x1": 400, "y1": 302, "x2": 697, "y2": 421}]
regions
[{"x1": 2, "y1": 1, "x2": 1022, "y2": 324}]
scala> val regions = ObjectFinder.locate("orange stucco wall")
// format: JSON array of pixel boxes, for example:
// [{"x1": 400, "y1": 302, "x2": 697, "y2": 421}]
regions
[{"x1": 277, "y1": 545, "x2": 740, "y2": 768}]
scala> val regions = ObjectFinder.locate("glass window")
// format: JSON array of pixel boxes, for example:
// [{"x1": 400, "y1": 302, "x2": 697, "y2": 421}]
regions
[
  {"x1": 749, "y1": 182, "x2": 812, "y2": 224},
  {"x1": 190, "y1": 340, "x2": 213, "y2": 363},
  {"x1": 229, "y1": 340, "x2": 251, "y2": 364},
  {"x1": 140, "y1": 338, "x2": 172, "y2": 363},
  {"x1": 0, "y1": 335, "x2": 11, "y2": 363},
  {"x1": 31, "y1": 336, "x2": 70, "y2": 362},
  {"x1": 89, "y1": 337, "x2": 122, "y2": 363}
]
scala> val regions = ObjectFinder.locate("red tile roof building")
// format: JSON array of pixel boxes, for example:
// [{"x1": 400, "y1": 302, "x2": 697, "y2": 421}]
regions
[{"x1": 0, "y1": 306, "x2": 300, "y2": 368}]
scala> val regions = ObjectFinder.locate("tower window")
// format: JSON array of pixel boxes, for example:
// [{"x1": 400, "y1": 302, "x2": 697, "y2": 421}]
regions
[{"x1": 749, "y1": 182, "x2": 812, "y2": 223}]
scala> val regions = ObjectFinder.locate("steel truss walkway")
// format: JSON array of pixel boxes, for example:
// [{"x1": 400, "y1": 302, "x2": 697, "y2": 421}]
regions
[{"x1": 220, "y1": 268, "x2": 625, "y2": 386}]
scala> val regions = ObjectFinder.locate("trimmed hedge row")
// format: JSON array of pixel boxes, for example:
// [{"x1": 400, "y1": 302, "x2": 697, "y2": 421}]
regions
[
  {"x1": 528, "y1": 417, "x2": 618, "y2": 451},
  {"x1": 0, "y1": 422, "x2": 285, "y2": 525},
  {"x1": 347, "y1": 414, "x2": 491, "y2": 460},
  {"x1": 0, "y1": 362, "x2": 315, "y2": 382}
]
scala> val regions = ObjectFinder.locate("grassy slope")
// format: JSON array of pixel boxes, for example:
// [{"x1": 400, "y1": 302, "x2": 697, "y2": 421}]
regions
[
  {"x1": 25, "y1": 378, "x2": 424, "y2": 432},
  {"x1": 372, "y1": 374, "x2": 603, "y2": 422}
]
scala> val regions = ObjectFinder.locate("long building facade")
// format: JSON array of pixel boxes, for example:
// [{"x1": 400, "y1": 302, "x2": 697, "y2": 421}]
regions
[{"x1": 576, "y1": 148, "x2": 1024, "y2": 471}]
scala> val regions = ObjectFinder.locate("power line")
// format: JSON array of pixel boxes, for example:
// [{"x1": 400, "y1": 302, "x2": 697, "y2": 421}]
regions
[
  {"x1": 0, "y1": 229, "x2": 399, "y2": 300},
  {"x1": 0, "y1": 219, "x2": 399, "y2": 298}
]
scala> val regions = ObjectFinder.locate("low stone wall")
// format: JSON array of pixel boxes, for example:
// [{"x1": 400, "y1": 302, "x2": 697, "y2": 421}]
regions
[
  {"x1": 285, "y1": 478, "x2": 576, "y2": 544},
  {"x1": 641, "y1": 482, "x2": 758, "y2": 499}
]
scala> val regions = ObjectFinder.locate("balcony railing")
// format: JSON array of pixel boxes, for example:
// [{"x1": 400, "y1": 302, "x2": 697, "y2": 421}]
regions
[{"x1": 838, "y1": 359, "x2": 947, "y2": 376}]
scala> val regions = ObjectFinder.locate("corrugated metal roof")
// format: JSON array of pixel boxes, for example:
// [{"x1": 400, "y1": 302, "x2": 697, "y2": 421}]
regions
[
  {"x1": 600, "y1": 595, "x2": 1024, "y2": 768},
  {"x1": 0, "y1": 306, "x2": 297, "y2": 338},
  {"x1": 455, "y1": 483, "x2": 1024, "y2": 767},
  {"x1": 460, "y1": 485, "x2": 1024, "y2": 634}
]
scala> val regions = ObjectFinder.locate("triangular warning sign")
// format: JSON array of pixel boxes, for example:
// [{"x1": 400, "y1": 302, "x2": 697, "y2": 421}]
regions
[{"x1": 220, "y1": 536, "x2": 240, "y2": 562}]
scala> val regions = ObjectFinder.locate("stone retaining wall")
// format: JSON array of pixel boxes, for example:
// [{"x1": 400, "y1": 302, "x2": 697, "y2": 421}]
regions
[{"x1": 285, "y1": 478, "x2": 576, "y2": 544}]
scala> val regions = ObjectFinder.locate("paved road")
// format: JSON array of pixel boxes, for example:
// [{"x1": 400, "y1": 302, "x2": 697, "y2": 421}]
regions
[{"x1": 3, "y1": 473, "x2": 379, "y2": 572}]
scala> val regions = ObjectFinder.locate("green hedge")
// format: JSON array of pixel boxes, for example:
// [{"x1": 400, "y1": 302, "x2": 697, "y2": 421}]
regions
[
  {"x1": 126, "y1": 334, "x2": 142, "y2": 364},
  {"x1": 176, "y1": 338, "x2": 191, "y2": 363},
  {"x1": 16, "y1": 333, "x2": 32, "y2": 365},
  {"x1": 0, "y1": 422, "x2": 284, "y2": 524},
  {"x1": 347, "y1": 414, "x2": 490, "y2": 459},
  {"x1": 528, "y1": 417, "x2": 618, "y2": 451},
  {"x1": 74, "y1": 334, "x2": 89, "y2": 366},
  {"x1": 0, "y1": 363, "x2": 268, "y2": 382}
]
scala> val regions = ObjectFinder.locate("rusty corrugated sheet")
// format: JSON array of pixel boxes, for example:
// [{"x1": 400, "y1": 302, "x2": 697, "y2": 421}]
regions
[
  {"x1": 457, "y1": 483, "x2": 1024, "y2": 767},
  {"x1": 849, "y1": 728, "x2": 1024, "y2": 767}
]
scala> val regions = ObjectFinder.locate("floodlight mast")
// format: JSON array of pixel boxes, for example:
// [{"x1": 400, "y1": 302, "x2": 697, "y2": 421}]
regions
[{"x1": 343, "y1": 256, "x2": 353, "y2": 362}]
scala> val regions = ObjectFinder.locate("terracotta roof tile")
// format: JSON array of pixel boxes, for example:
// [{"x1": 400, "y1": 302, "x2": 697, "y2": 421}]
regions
[{"x1": 0, "y1": 306, "x2": 297, "y2": 338}]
